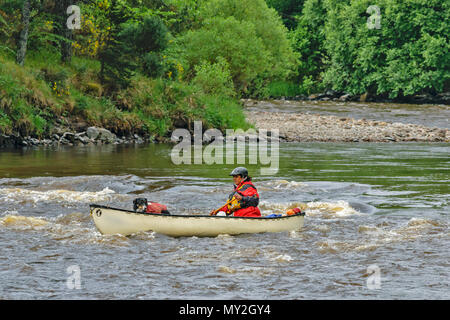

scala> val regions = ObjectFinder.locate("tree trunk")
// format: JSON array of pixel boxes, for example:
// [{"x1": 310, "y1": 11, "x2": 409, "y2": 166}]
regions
[
  {"x1": 55, "y1": 0, "x2": 74, "y2": 63},
  {"x1": 16, "y1": 0, "x2": 31, "y2": 66}
]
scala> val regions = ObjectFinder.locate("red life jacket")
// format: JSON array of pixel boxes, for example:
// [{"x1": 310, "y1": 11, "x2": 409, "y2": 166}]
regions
[
  {"x1": 146, "y1": 202, "x2": 169, "y2": 214},
  {"x1": 219, "y1": 180, "x2": 261, "y2": 217}
]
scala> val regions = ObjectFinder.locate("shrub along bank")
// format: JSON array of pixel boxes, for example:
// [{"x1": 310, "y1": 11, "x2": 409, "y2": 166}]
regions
[{"x1": 0, "y1": 49, "x2": 251, "y2": 147}]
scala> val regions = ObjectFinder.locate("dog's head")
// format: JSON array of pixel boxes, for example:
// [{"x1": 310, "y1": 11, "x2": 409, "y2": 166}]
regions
[{"x1": 133, "y1": 198, "x2": 148, "y2": 212}]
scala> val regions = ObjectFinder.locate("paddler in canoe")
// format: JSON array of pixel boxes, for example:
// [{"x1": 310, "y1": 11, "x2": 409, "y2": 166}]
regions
[{"x1": 210, "y1": 167, "x2": 261, "y2": 217}]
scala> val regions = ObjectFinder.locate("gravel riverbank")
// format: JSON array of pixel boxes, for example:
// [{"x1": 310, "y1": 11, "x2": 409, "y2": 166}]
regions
[
  {"x1": 245, "y1": 110, "x2": 449, "y2": 142},
  {"x1": 1, "y1": 101, "x2": 448, "y2": 148}
]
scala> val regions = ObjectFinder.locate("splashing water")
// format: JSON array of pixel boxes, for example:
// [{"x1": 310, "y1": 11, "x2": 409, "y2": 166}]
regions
[{"x1": 0, "y1": 187, "x2": 121, "y2": 205}]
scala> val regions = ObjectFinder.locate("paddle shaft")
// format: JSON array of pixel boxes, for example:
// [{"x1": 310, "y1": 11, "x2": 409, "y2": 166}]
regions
[{"x1": 210, "y1": 198, "x2": 233, "y2": 216}]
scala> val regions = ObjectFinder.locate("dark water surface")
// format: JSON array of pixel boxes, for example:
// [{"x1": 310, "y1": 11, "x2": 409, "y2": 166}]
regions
[{"x1": 0, "y1": 141, "x2": 448, "y2": 299}]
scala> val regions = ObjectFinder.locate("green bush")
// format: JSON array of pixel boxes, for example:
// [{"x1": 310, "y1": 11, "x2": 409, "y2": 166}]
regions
[
  {"x1": 0, "y1": 109, "x2": 12, "y2": 134},
  {"x1": 192, "y1": 57, "x2": 235, "y2": 97},
  {"x1": 176, "y1": 0, "x2": 298, "y2": 95},
  {"x1": 74, "y1": 95, "x2": 90, "y2": 115},
  {"x1": 117, "y1": 76, "x2": 250, "y2": 136},
  {"x1": 123, "y1": 15, "x2": 169, "y2": 55},
  {"x1": 266, "y1": 81, "x2": 301, "y2": 97},
  {"x1": 142, "y1": 52, "x2": 164, "y2": 78},
  {"x1": 177, "y1": 16, "x2": 268, "y2": 93},
  {"x1": 200, "y1": 0, "x2": 298, "y2": 81},
  {"x1": 196, "y1": 94, "x2": 251, "y2": 131},
  {"x1": 298, "y1": 75, "x2": 319, "y2": 96}
]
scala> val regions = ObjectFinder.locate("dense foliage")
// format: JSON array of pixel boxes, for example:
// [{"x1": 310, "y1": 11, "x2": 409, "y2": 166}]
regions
[
  {"x1": 0, "y1": 0, "x2": 448, "y2": 138},
  {"x1": 321, "y1": 0, "x2": 450, "y2": 98},
  {"x1": 287, "y1": 0, "x2": 450, "y2": 98}
]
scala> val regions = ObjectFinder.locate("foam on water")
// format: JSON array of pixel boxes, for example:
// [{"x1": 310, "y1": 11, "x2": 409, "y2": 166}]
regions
[
  {"x1": 264, "y1": 180, "x2": 308, "y2": 189},
  {"x1": 0, "y1": 187, "x2": 126, "y2": 205},
  {"x1": 218, "y1": 266, "x2": 237, "y2": 274},
  {"x1": 259, "y1": 199, "x2": 360, "y2": 218},
  {"x1": 0, "y1": 215, "x2": 48, "y2": 229},
  {"x1": 217, "y1": 265, "x2": 275, "y2": 276},
  {"x1": 271, "y1": 254, "x2": 294, "y2": 263},
  {"x1": 305, "y1": 200, "x2": 360, "y2": 218},
  {"x1": 0, "y1": 212, "x2": 130, "y2": 247},
  {"x1": 316, "y1": 217, "x2": 447, "y2": 253}
]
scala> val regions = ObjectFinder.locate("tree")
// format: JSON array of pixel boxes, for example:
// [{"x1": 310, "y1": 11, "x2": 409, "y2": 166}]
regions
[
  {"x1": 192, "y1": 57, "x2": 235, "y2": 97},
  {"x1": 54, "y1": 0, "x2": 76, "y2": 63},
  {"x1": 177, "y1": 16, "x2": 269, "y2": 93},
  {"x1": 119, "y1": 14, "x2": 169, "y2": 78},
  {"x1": 97, "y1": 0, "x2": 134, "y2": 88},
  {"x1": 265, "y1": 0, "x2": 305, "y2": 29},
  {"x1": 98, "y1": 5, "x2": 170, "y2": 89},
  {"x1": 176, "y1": 0, "x2": 298, "y2": 95},
  {"x1": 289, "y1": 0, "x2": 327, "y2": 86},
  {"x1": 16, "y1": 0, "x2": 31, "y2": 66},
  {"x1": 201, "y1": 0, "x2": 298, "y2": 82},
  {"x1": 321, "y1": 0, "x2": 450, "y2": 98}
]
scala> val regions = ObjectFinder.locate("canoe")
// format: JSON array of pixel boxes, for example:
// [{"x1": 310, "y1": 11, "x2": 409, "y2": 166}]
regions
[{"x1": 90, "y1": 204, "x2": 305, "y2": 237}]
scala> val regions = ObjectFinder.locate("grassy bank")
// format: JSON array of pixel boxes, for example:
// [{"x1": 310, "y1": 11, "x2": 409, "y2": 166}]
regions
[{"x1": 0, "y1": 50, "x2": 251, "y2": 141}]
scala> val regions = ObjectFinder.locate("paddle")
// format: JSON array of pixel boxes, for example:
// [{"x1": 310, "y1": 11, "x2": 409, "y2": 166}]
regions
[{"x1": 210, "y1": 198, "x2": 233, "y2": 216}]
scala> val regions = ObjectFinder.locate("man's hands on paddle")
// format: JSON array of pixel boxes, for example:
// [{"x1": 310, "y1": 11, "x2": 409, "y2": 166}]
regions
[{"x1": 210, "y1": 196, "x2": 240, "y2": 216}]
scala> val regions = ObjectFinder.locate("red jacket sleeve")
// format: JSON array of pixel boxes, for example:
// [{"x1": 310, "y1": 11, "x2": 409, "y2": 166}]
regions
[{"x1": 218, "y1": 204, "x2": 229, "y2": 213}]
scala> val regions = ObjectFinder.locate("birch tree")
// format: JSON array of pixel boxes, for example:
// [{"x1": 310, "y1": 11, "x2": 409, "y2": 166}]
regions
[{"x1": 16, "y1": 0, "x2": 31, "y2": 66}]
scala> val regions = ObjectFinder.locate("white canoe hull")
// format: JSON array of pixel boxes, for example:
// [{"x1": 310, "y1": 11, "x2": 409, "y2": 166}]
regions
[{"x1": 90, "y1": 205, "x2": 305, "y2": 237}]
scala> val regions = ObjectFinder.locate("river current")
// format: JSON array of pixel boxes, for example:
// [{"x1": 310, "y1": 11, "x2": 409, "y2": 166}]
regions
[{"x1": 0, "y1": 103, "x2": 448, "y2": 300}]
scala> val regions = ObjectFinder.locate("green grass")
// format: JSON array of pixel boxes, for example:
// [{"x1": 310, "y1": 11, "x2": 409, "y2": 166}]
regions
[
  {"x1": 266, "y1": 81, "x2": 302, "y2": 98},
  {"x1": 265, "y1": 78, "x2": 322, "y2": 98}
]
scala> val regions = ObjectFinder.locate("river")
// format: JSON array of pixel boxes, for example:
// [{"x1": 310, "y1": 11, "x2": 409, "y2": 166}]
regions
[{"x1": 0, "y1": 103, "x2": 449, "y2": 300}]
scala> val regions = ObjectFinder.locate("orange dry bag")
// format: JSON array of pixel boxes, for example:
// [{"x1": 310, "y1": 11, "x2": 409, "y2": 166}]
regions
[{"x1": 286, "y1": 207, "x2": 302, "y2": 216}]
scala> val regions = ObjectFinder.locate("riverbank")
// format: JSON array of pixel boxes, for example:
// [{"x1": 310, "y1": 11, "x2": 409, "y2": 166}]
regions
[
  {"x1": 2, "y1": 97, "x2": 449, "y2": 147},
  {"x1": 3, "y1": 112, "x2": 447, "y2": 148},
  {"x1": 245, "y1": 110, "x2": 449, "y2": 143},
  {"x1": 2, "y1": 109, "x2": 449, "y2": 148},
  {"x1": 0, "y1": 126, "x2": 155, "y2": 148}
]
